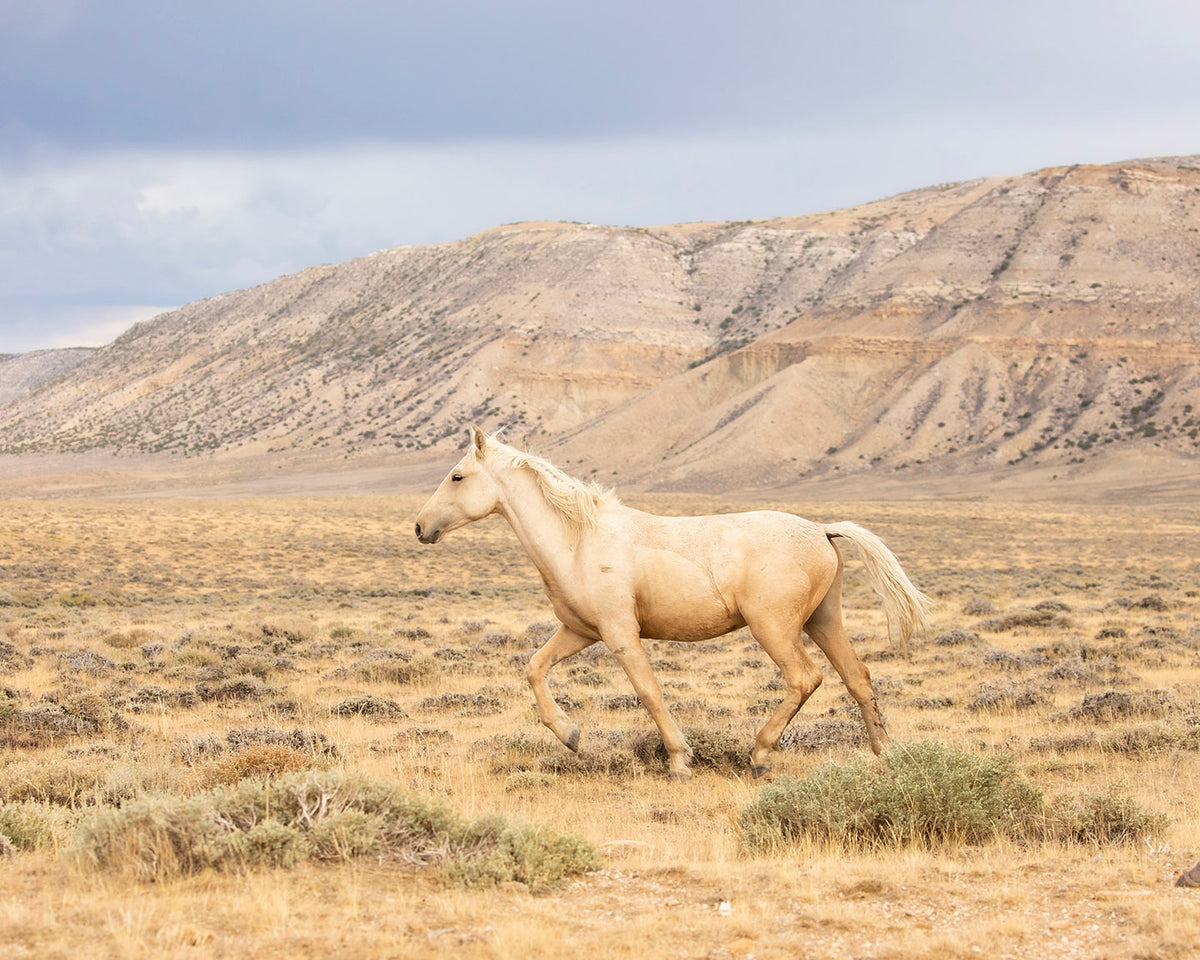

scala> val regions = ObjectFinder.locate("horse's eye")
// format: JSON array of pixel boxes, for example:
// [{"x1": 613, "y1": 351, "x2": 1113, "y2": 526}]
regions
[{"x1": 452, "y1": 474, "x2": 464, "y2": 483}]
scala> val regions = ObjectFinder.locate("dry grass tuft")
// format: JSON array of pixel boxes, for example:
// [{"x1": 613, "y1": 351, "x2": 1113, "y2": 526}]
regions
[
  {"x1": 331, "y1": 694, "x2": 408, "y2": 719},
  {"x1": 195, "y1": 743, "x2": 325, "y2": 787}
]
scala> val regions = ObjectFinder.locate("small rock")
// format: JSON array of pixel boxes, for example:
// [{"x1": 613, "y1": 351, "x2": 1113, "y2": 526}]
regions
[{"x1": 1175, "y1": 860, "x2": 1200, "y2": 888}]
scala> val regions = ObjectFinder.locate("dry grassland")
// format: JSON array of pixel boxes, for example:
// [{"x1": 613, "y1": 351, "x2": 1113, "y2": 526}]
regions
[{"x1": 1, "y1": 493, "x2": 1198, "y2": 959}]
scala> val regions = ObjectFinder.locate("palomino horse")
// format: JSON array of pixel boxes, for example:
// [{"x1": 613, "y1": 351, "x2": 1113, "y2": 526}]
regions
[{"x1": 415, "y1": 428, "x2": 931, "y2": 779}]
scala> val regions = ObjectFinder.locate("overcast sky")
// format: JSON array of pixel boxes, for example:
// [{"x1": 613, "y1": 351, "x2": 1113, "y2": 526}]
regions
[{"x1": 2, "y1": 0, "x2": 1199, "y2": 353}]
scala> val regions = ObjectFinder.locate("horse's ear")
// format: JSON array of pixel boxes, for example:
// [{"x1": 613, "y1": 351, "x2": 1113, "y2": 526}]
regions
[{"x1": 470, "y1": 425, "x2": 487, "y2": 457}]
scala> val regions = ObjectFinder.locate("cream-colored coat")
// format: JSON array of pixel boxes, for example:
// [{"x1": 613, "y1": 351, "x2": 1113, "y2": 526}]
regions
[{"x1": 415, "y1": 428, "x2": 930, "y2": 779}]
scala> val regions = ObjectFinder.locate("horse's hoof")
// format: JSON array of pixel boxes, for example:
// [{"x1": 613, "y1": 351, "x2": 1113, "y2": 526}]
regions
[
  {"x1": 667, "y1": 768, "x2": 693, "y2": 782},
  {"x1": 751, "y1": 764, "x2": 771, "y2": 779},
  {"x1": 565, "y1": 728, "x2": 580, "y2": 753}
]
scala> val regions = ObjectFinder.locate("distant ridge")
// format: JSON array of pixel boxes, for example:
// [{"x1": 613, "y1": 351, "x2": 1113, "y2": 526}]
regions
[
  {"x1": 0, "y1": 348, "x2": 95, "y2": 407},
  {"x1": 1, "y1": 155, "x2": 1198, "y2": 497}
]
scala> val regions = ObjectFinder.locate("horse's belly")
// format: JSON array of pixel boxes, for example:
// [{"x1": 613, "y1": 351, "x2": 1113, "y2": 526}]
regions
[{"x1": 636, "y1": 587, "x2": 743, "y2": 642}]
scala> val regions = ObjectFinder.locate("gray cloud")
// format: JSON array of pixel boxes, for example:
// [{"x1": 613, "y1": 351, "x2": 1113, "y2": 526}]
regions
[
  {"x1": 2, "y1": 1, "x2": 1200, "y2": 351},
  {"x1": 5, "y1": 1, "x2": 1199, "y2": 150}
]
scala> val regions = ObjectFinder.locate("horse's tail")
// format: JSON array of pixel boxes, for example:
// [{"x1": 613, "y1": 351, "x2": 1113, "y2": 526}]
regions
[{"x1": 825, "y1": 521, "x2": 932, "y2": 656}]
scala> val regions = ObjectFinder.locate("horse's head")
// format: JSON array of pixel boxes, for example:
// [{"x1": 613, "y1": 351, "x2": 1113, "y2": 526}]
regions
[{"x1": 414, "y1": 426, "x2": 502, "y2": 544}]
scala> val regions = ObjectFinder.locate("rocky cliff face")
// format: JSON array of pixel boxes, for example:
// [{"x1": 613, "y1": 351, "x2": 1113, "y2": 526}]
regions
[
  {"x1": 1, "y1": 156, "x2": 1198, "y2": 494},
  {"x1": 555, "y1": 160, "x2": 1200, "y2": 490}
]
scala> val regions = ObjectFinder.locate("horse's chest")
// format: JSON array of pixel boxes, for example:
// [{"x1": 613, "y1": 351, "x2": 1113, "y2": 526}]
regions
[{"x1": 539, "y1": 576, "x2": 606, "y2": 640}]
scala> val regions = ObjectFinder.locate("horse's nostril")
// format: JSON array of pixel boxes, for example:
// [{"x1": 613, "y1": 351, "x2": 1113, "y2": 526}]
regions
[{"x1": 414, "y1": 523, "x2": 422, "y2": 540}]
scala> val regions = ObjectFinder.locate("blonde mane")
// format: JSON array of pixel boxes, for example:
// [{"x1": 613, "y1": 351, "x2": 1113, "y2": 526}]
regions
[{"x1": 481, "y1": 435, "x2": 618, "y2": 541}]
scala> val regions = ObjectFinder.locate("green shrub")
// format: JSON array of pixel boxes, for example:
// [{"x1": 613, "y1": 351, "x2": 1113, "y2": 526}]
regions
[
  {"x1": 446, "y1": 815, "x2": 602, "y2": 889},
  {"x1": 741, "y1": 740, "x2": 1166, "y2": 851},
  {"x1": 72, "y1": 771, "x2": 600, "y2": 888},
  {"x1": 237, "y1": 819, "x2": 309, "y2": 869},
  {"x1": 329, "y1": 625, "x2": 361, "y2": 641},
  {"x1": 307, "y1": 809, "x2": 380, "y2": 861},
  {"x1": 743, "y1": 756, "x2": 881, "y2": 850},
  {"x1": 743, "y1": 741, "x2": 1043, "y2": 850}
]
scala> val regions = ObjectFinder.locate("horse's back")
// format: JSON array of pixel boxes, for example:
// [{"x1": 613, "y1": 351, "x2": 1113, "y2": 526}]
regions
[
  {"x1": 618, "y1": 508, "x2": 839, "y2": 640},
  {"x1": 629, "y1": 508, "x2": 833, "y2": 561}
]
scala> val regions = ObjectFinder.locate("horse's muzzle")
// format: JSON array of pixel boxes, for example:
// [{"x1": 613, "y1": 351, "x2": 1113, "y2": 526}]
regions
[{"x1": 414, "y1": 522, "x2": 440, "y2": 544}]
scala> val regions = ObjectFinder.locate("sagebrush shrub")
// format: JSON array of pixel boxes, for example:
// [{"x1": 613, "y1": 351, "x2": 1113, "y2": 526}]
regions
[
  {"x1": 779, "y1": 716, "x2": 867, "y2": 752},
  {"x1": 331, "y1": 694, "x2": 407, "y2": 719},
  {"x1": 933, "y1": 629, "x2": 983, "y2": 646},
  {"x1": 0, "y1": 800, "x2": 76, "y2": 852},
  {"x1": 72, "y1": 771, "x2": 601, "y2": 888},
  {"x1": 417, "y1": 692, "x2": 501, "y2": 716},
  {"x1": 195, "y1": 675, "x2": 267, "y2": 703},
  {"x1": 741, "y1": 740, "x2": 1164, "y2": 851},
  {"x1": 978, "y1": 608, "x2": 1068, "y2": 632},
  {"x1": 1067, "y1": 689, "x2": 1176, "y2": 722},
  {"x1": 505, "y1": 771, "x2": 558, "y2": 792},
  {"x1": 446, "y1": 814, "x2": 602, "y2": 889},
  {"x1": 1100, "y1": 723, "x2": 1200, "y2": 755},
  {"x1": 1046, "y1": 787, "x2": 1170, "y2": 844},
  {"x1": 961, "y1": 597, "x2": 996, "y2": 616}
]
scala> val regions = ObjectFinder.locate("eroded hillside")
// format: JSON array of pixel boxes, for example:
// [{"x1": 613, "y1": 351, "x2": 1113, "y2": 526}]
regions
[{"x1": 1, "y1": 156, "x2": 1198, "y2": 494}]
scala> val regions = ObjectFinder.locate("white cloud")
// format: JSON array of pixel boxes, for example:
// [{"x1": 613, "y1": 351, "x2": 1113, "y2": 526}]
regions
[
  {"x1": 0, "y1": 303, "x2": 174, "y2": 353},
  {"x1": 134, "y1": 162, "x2": 251, "y2": 219}
]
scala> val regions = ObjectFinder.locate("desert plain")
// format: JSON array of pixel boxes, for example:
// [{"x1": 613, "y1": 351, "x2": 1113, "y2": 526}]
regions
[{"x1": 0, "y1": 488, "x2": 1196, "y2": 960}]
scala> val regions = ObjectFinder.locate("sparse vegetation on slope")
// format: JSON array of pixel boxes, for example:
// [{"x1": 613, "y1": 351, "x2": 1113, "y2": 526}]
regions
[{"x1": 2, "y1": 157, "x2": 1199, "y2": 495}]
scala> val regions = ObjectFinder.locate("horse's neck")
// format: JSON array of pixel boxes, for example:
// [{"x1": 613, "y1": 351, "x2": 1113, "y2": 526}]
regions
[{"x1": 494, "y1": 468, "x2": 580, "y2": 591}]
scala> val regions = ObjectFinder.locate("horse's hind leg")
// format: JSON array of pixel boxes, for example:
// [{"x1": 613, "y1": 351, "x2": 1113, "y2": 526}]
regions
[
  {"x1": 525, "y1": 625, "x2": 596, "y2": 752},
  {"x1": 748, "y1": 620, "x2": 825, "y2": 777},
  {"x1": 805, "y1": 574, "x2": 890, "y2": 755}
]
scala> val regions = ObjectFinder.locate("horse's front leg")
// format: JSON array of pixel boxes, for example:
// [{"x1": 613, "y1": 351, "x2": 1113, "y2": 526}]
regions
[
  {"x1": 525, "y1": 625, "x2": 596, "y2": 752},
  {"x1": 603, "y1": 630, "x2": 693, "y2": 780}
]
